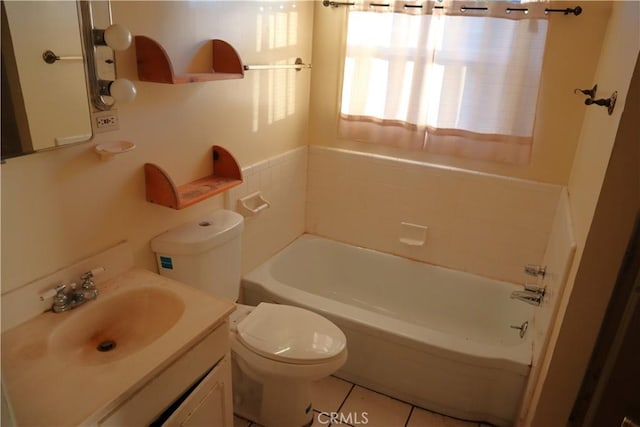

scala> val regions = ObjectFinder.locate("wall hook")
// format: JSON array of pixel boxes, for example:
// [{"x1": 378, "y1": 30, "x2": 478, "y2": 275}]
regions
[
  {"x1": 585, "y1": 91, "x2": 617, "y2": 115},
  {"x1": 574, "y1": 84, "x2": 597, "y2": 98}
]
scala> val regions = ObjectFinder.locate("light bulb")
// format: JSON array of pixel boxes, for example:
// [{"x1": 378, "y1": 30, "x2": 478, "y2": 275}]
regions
[
  {"x1": 109, "y1": 79, "x2": 137, "y2": 103},
  {"x1": 103, "y1": 24, "x2": 132, "y2": 51}
]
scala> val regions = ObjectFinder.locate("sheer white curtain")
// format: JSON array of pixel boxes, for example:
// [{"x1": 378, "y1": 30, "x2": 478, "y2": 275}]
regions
[{"x1": 339, "y1": 0, "x2": 548, "y2": 164}]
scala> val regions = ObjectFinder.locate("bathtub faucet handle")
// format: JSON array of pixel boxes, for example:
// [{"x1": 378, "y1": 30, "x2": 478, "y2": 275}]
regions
[
  {"x1": 524, "y1": 264, "x2": 546, "y2": 277},
  {"x1": 511, "y1": 284, "x2": 546, "y2": 306},
  {"x1": 524, "y1": 284, "x2": 545, "y2": 294}
]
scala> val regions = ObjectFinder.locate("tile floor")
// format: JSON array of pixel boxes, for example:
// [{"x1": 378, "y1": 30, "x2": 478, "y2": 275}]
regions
[{"x1": 233, "y1": 376, "x2": 491, "y2": 427}]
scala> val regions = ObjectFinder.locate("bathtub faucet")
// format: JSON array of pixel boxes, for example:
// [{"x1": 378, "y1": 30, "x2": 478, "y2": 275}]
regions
[
  {"x1": 524, "y1": 264, "x2": 546, "y2": 277},
  {"x1": 511, "y1": 284, "x2": 546, "y2": 306}
]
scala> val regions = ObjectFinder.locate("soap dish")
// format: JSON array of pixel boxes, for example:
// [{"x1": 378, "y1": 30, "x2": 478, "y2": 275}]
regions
[
  {"x1": 237, "y1": 191, "x2": 271, "y2": 217},
  {"x1": 95, "y1": 141, "x2": 136, "y2": 160}
]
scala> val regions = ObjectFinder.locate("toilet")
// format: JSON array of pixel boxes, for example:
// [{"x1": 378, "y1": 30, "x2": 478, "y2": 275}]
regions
[{"x1": 150, "y1": 210, "x2": 347, "y2": 427}]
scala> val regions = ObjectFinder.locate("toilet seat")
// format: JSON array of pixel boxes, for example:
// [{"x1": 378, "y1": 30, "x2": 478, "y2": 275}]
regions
[{"x1": 236, "y1": 303, "x2": 346, "y2": 365}]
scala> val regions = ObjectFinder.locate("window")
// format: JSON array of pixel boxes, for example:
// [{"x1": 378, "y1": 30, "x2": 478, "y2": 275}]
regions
[{"x1": 339, "y1": 1, "x2": 548, "y2": 164}]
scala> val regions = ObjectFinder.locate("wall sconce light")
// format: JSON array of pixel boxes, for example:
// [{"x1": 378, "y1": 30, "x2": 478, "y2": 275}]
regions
[
  {"x1": 98, "y1": 79, "x2": 137, "y2": 103},
  {"x1": 93, "y1": 23, "x2": 132, "y2": 51},
  {"x1": 79, "y1": 1, "x2": 136, "y2": 111}
]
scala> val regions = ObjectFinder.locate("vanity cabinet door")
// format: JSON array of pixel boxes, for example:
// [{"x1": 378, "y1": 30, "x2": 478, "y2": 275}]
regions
[
  {"x1": 98, "y1": 326, "x2": 229, "y2": 427},
  {"x1": 163, "y1": 356, "x2": 233, "y2": 427}
]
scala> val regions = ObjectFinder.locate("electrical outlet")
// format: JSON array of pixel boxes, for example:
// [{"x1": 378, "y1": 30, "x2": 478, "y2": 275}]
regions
[
  {"x1": 96, "y1": 115, "x2": 117, "y2": 128},
  {"x1": 93, "y1": 110, "x2": 119, "y2": 133}
]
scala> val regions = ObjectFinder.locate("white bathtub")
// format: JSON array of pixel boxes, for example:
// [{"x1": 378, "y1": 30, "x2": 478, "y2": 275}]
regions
[{"x1": 242, "y1": 234, "x2": 533, "y2": 426}]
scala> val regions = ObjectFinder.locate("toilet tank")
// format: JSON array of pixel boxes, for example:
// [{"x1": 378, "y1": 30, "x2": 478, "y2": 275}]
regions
[{"x1": 150, "y1": 210, "x2": 244, "y2": 301}]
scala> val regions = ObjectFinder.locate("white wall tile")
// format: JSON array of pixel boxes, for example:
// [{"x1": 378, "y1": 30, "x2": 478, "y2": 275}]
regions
[
  {"x1": 517, "y1": 189, "x2": 576, "y2": 420},
  {"x1": 532, "y1": 189, "x2": 576, "y2": 363},
  {"x1": 227, "y1": 146, "x2": 307, "y2": 274},
  {"x1": 306, "y1": 146, "x2": 563, "y2": 284}
]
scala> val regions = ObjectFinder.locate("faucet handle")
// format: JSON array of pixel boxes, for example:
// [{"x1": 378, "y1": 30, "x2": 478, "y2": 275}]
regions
[
  {"x1": 80, "y1": 266, "x2": 105, "y2": 282},
  {"x1": 524, "y1": 284, "x2": 546, "y2": 295},
  {"x1": 39, "y1": 283, "x2": 66, "y2": 301},
  {"x1": 40, "y1": 283, "x2": 77, "y2": 313},
  {"x1": 80, "y1": 267, "x2": 103, "y2": 300},
  {"x1": 80, "y1": 266, "x2": 105, "y2": 291},
  {"x1": 524, "y1": 264, "x2": 546, "y2": 277}
]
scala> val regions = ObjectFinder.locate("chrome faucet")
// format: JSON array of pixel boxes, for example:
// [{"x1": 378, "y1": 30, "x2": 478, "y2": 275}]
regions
[
  {"x1": 524, "y1": 264, "x2": 546, "y2": 277},
  {"x1": 80, "y1": 268, "x2": 102, "y2": 300},
  {"x1": 40, "y1": 282, "x2": 88, "y2": 313},
  {"x1": 39, "y1": 267, "x2": 104, "y2": 313},
  {"x1": 511, "y1": 284, "x2": 546, "y2": 306}
]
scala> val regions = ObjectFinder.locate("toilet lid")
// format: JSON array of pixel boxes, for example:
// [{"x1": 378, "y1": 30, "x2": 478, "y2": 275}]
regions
[{"x1": 236, "y1": 303, "x2": 346, "y2": 364}]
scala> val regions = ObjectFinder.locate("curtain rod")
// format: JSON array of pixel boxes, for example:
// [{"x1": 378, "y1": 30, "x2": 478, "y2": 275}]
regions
[{"x1": 322, "y1": 1, "x2": 582, "y2": 16}]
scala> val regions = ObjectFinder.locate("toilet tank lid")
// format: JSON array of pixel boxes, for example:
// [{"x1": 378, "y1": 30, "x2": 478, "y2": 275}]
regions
[{"x1": 151, "y1": 210, "x2": 244, "y2": 256}]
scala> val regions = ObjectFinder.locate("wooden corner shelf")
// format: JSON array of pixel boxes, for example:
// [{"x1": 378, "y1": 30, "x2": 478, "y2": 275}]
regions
[
  {"x1": 144, "y1": 146, "x2": 243, "y2": 210},
  {"x1": 135, "y1": 36, "x2": 244, "y2": 84}
]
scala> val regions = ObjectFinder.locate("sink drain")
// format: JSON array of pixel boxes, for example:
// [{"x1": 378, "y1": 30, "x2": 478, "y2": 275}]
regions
[{"x1": 97, "y1": 340, "x2": 116, "y2": 352}]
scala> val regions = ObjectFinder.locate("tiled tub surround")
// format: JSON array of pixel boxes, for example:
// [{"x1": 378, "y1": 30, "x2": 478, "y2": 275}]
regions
[
  {"x1": 531, "y1": 189, "x2": 576, "y2": 365},
  {"x1": 517, "y1": 189, "x2": 576, "y2": 423},
  {"x1": 306, "y1": 146, "x2": 563, "y2": 285},
  {"x1": 225, "y1": 146, "x2": 307, "y2": 275},
  {"x1": 243, "y1": 235, "x2": 534, "y2": 426}
]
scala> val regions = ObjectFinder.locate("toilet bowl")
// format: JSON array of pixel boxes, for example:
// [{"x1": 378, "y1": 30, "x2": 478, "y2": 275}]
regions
[
  {"x1": 150, "y1": 210, "x2": 348, "y2": 427},
  {"x1": 230, "y1": 303, "x2": 347, "y2": 427}
]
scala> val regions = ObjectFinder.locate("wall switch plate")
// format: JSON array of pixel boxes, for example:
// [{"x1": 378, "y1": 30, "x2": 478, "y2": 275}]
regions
[{"x1": 93, "y1": 110, "x2": 119, "y2": 133}]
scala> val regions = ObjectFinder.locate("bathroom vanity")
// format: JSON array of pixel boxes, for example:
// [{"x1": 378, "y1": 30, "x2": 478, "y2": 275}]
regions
[
  {"x1": 99, "y1": 313, "x2": 233, "y2": 426},
  {"x1": 1, "y1": 264, "x2": 235, "y2": 426}
]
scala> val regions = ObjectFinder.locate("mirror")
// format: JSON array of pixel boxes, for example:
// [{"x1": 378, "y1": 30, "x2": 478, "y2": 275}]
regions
[{"x1": 1, "y1": 0, "x2": 92, "y2": 161}]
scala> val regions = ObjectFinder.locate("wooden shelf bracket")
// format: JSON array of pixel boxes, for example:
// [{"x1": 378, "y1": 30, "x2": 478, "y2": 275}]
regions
[
  {"x1": 135, "y1": 36, "x2": 245, "y2": 84},
  {"x1": 144, "y1": 146, "x2": 243, "y2": 210}
]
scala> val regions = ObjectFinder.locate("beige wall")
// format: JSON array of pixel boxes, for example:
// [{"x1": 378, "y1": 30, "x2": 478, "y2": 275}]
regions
[
  {"x1": 308, "y1": 1, "x2": 612, "y2": 185},
  {"x1": 523, "y1": 1, "x2": 640, "y2": 424},
  {"x1": 1, "y1": 1, "x2": 313, "y2": 293}
]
